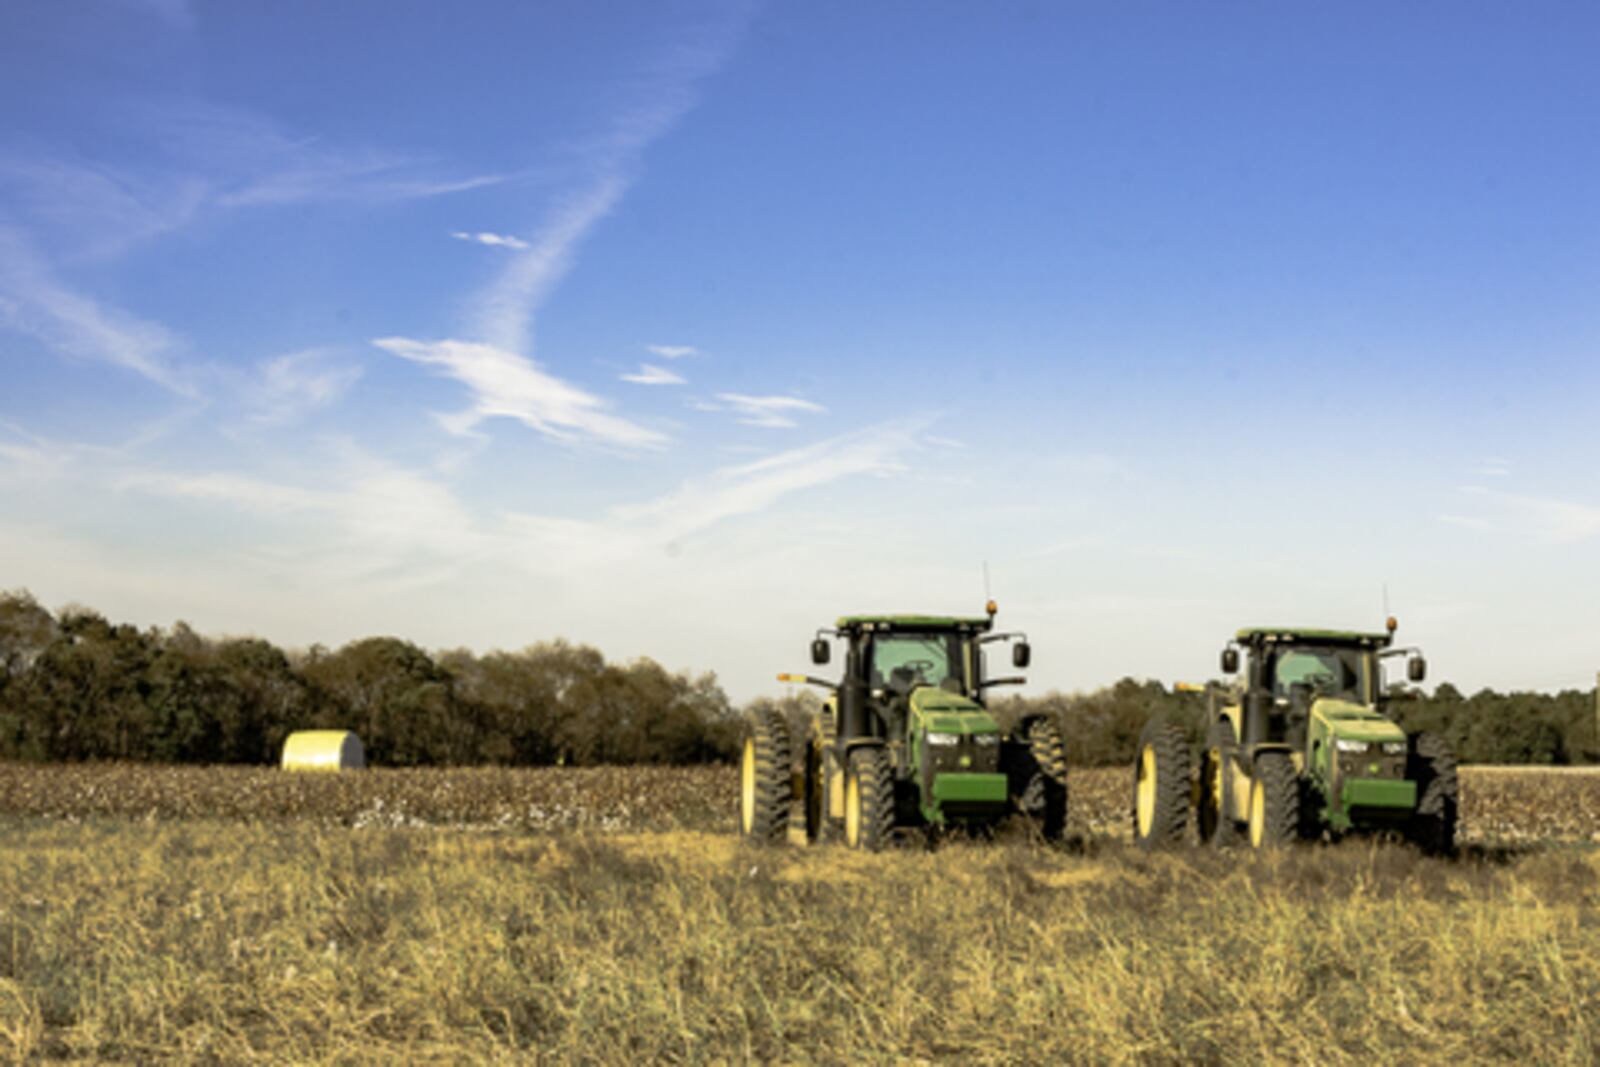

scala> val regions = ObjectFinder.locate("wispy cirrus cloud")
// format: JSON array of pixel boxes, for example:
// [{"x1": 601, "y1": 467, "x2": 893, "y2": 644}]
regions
[
  {"x1": 0, "y1": 226, "x2": 195, "y2": 396},
  {"x1": 712, "y1": 392, "x2": 826, "y2": 429},
  {"x1": 1443, "y1": 485, "x2": 1600, "y2": 544},
  {"x1": 388, "y1": 13, "x2": 750, "y2": 454},
  {"x1": 114, "y1": 420, "x2": 918, "y2": 583},
  {"x1": 452, "y1": 231, "x2": 530, "y2": 250},
  {"x1": 613, "y1": 423, "x2": 913, "y2": 542},
  {"x1": 373, "y1": 337, "x2": 667, "y2": 449},
  {"x1": 0, "y1": 158, "x2": 210, "y2": 261},
  {"x1": 468, "y1": 14, "x2": 749, "y2": 358},
  {"x1": 0, "y1": 428, "x2": 67, "y2": 481},
  {"x1": 0, "y1": 101, "x2": 505, "y2": 399},
  {"x1": 220, "y1": 167, "x2": 506, "y2": 209},
  {"x1": 117, "y1": 448, "x2": 492, "y2": 586},
  {"x1": 647, "y1": 344, "x2": 698, "y2": 360},
  {"x1": 471, "y1": 175, "x2": 630, "y2": 357},
  {"x1": 248, "y1": 348, "x2": 363, "y2": 425},
  {"x1": 620, "y1": 363, "x2": 686, "y2": 386},
  {"x1": 0, "y1": 100, "x2": 508, "y2": 265}
]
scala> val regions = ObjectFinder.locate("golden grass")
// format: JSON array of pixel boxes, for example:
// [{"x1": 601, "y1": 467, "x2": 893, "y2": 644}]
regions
[
  {"x1": 1, "y1": 821, "x2": 1597, "y2": 1063},
  {"x1": 2, "y1": 762, "x2": 1598, "y2": 1062}
]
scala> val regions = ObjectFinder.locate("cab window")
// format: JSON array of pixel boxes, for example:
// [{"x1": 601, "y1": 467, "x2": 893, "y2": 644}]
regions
[{"x1": 870, "y1": 634, "x2": 958, "y2": 691}]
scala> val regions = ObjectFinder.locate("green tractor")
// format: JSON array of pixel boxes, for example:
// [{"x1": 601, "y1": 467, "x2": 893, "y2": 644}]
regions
[
  {"x1": 1133, "y1": 619, "x2": 1457, "y2": 853},
  {"x1": 739, "y1": 603, "x2": 1068, "y2": 850}
]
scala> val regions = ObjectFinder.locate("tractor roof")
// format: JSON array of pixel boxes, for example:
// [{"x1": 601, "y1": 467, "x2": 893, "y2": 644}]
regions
[
  {"x1": 1235, "y1": 627, "x2": 1393, "y2": 649},
  {"x1": 836, "y1": 614, "x2": 994, "y2": 633}
]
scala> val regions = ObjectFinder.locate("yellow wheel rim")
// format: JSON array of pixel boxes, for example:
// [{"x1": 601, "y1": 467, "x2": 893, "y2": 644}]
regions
[
  {"x1": 1135, "y1": 745, "x2": 1157, "y2": 838},
  {"x1": 844, "y1": 770, "x2": 862, "y2": 848},
  {"x1": 1248, "y1": 778, "x2": 1266, "y2": 848},
  {"x1": 739, "y1": 737, "x2": 756, "y2": 835},
  {"x1": 1211, "y1": 750, "x2": 1225, "y2": 812}
]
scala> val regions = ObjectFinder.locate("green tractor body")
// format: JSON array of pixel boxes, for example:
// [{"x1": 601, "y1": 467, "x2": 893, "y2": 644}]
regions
[
  {"x1": 1133, "y1": 622, "x2": 1458, "y2": 853},
  {"x1": 904, "y1": 686, "x2": 1010, "y2": 820},
  {"x1": 739, "y1": 607, "x2": 1068, "y2": 849}
]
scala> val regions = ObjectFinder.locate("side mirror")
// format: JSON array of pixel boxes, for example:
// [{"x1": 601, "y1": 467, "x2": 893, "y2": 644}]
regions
[
  {"x1": 1221, "y1": 647, "x2": 1239, "y2": 674},
  {"x1": 1408, "y1": 656, "x2": 1426, "y2": 683},
  {"x1": 810, "y1": 639, "x2": 831, "y2": 666},
  {"x1": 1012, "y1": 642, "x2": 1031, "y2": 669}
]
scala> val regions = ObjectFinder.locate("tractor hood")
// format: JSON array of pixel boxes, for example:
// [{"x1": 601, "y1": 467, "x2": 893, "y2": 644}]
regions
[
  {"x1": 909, "y1": 687, "x2": 1000, "y2": 735},
  {"x1": 1311, "y1": 698, "x2": 1407, "y2": 745}
]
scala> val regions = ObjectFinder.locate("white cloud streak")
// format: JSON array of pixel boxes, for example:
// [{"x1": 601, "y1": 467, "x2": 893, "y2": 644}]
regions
[
  {"x1": 388, "y1": 14, "x2": 751, "y2": 453},
  {"x1": 0, "y1": 226, "x2": 195, "y2": 396},
  {"x1": 249, "y1": 348, "x2": 363, "y2": 425},
  {"x1": 114, "y1": 420, "x2": 918, "y2": 584},
  {"x1": 621, "y1": 363, "x2": 686, "y2": 386},
  {"x1": 647, "y1": 344, "x2": 698, "y2": 359},
  {"x1": 472, "y1": 175, "x2": 630, "y2": 357},
  {"x1": 1448, "y1": 486, "x2": 1600, "y2": 544},
  {"x1": 452, "y1": 231, "x2": 531, "y2": 250},
  {"x1": 468, "y1": 15, "x2": 749, "y2": 357},
  {"x1": 613, "y1": 425, "x2": 913, "y2": 543},
  {"x1": 373, "y1": 337, "x2": 667, "y2": 449},
  {"x1": 713, "y1": 392, "x2": 827, "y2": 429}
]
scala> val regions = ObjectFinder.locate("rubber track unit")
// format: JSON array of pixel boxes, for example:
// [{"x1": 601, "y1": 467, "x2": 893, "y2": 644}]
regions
[
  {"x1": 1019, "y1": 718, "x2": 1069, "y2": 841},
  {"x1": 1406, "y1": 731, "x2": 1459, "y2": 855},
  {"x1": 741, "y1": 706, "x2": 791, "y2": 845},
  {"x1": 849, "y1": 747, "x2": 895, "y2": 852},
  {"x1": 1249, "y1": 751, "x2": 1300, "y2": 848},
  {"x1": 1133, "y1": 719, "x2": 1191, "y2": 850}
]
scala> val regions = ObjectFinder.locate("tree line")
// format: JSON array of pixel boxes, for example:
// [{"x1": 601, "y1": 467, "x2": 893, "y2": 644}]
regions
[
  {"x1": 0, "y1": 591, "x2": 739, "y2": 766},
  {"x1": 2, "y1": 591, "x2": 1593, "y2": 766}
]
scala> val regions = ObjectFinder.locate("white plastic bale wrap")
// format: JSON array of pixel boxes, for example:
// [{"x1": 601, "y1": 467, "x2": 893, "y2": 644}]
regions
[{"x1": 280, "y1": 730, "x2": 366, "y2": 771}]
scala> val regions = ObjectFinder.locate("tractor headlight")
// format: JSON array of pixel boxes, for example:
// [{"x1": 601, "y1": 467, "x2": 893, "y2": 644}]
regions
[
  {"x1": 926, "y1": 732, "x2": 960, "y2": 747},
  {"x1": 973, "y1": 733, "x2": 999, "y2": 746},
  {"x1": 1382, "y1": 741, "x2": 1406, "y2": 755},
  {"x1": 1334, "y1": 738, "x2": 1368, "y2": 753}
]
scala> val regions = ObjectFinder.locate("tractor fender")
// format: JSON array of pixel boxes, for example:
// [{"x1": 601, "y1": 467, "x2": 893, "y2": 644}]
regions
[{"x1": 1013, "y1": 712, "x2": 1055, "y2": 738}]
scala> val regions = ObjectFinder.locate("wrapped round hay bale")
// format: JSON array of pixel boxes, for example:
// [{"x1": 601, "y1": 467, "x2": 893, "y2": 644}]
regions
[{"x1": 281, "y1": 730, "x2": 366, "y2": 771}]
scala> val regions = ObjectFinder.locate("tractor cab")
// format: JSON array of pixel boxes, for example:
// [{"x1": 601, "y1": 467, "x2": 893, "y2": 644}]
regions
[
  {"x1": 806, "y1": 607, "x2": 1032, "y2": 752},
  {"x1": 1218, "y1": 624, "x2": 1426, "y2": 752}
]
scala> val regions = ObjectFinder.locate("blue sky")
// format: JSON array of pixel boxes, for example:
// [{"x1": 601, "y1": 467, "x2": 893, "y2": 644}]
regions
[{"x1": 2, "y1": 1, "x2": 1597, "y2": 699}]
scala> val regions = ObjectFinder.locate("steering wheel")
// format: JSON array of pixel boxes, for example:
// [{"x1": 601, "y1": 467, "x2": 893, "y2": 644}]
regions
[
  {"x1": 1304, "y1": 670, "x2": 1336, "y2": 692},
  {"x1": 902, "y1": 659, "x2": 935, "y2": 676}
]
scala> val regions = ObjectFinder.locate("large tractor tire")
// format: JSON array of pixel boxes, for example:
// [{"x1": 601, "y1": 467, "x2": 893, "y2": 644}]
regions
[
  {"x1": 802, "y1": 738, "x2": 825, "y2": 844},
  {"x1": 1198, "y1": 721, "x2": 1241, "y2": 848},
  {"x1": 843, "y1": 746, "x2": 895, "y2": 852},
  {"x1": 1406, "y1": 732, "x2": 1459, "y2": 856},
  {"x1": 1246, "y1": 751, "x2": 1300, "y2": 849},
  {"x1": 738, "y1": 707, "x2": 791, "y2": 845},
  {"x1": 1017, "y1": 717, "x2": 1070, "y2": 842},
  {"x1": 1132, "y1": 720, "x2": 1191, "y2": 850}
]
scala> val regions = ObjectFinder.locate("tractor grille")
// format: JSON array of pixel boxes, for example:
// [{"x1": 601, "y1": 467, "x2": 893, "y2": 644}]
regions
[
  {"x1": 1338, "y1": 745, "x2": 1405, "y2": 781},
  {"x1": 926, "y1": 735, "x2": 999, "y2": 776}
]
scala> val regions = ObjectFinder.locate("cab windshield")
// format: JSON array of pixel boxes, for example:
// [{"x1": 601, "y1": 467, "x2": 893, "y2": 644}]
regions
[
  {"x1": 869, "y1": 633, "x2": 964, "y2": 693},
  {"x1": 1270, "y1": 645, "x2": 1372, "y2": 703}
]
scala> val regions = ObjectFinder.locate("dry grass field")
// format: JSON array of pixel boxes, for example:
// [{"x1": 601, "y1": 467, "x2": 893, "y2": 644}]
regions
[{"x1": 1, "y1": 763, "x2": 1598, "y2": 1063}]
